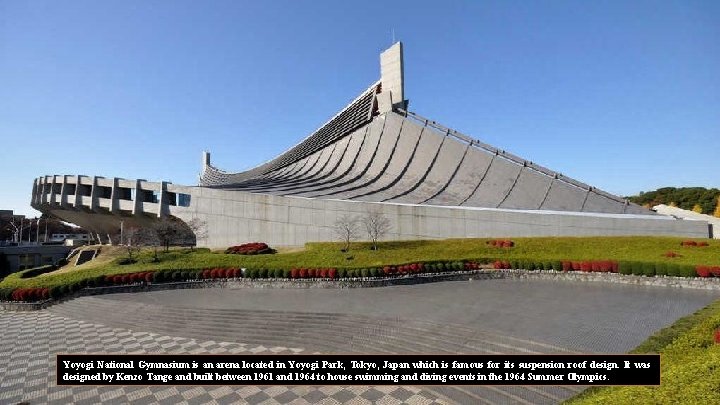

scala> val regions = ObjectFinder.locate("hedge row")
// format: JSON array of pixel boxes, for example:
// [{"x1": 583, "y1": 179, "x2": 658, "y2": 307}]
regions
[
  {"x1": 619, "y1": 261, "x2": 697, "y2": 277},
  {"x1": 4, "y1": 258, "x2": 719, "y2": 303},
  {"x1": 18, "y1": 264, "x2": 57, "y2": 279}
]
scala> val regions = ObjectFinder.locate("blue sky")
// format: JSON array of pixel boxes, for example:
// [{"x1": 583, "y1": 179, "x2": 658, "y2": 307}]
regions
[{"x1": 1, "y1": 1, "x2": 718, "y2": 218}]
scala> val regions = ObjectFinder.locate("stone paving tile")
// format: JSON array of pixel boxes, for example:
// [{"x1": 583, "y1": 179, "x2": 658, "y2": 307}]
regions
[{"x1": 0, "y1": 311, "x2": 444, "y2": 404}]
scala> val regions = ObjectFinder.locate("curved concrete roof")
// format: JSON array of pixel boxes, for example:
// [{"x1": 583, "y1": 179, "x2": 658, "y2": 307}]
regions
[{"x1": 200, "y1": 44, "x2": 648, "y2": 216}]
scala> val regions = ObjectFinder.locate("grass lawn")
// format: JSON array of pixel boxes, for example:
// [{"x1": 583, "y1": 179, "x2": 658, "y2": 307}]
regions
[
  {"x1": 1, "y1": 236, "x2": 718, "y2": 289},
  {"x1": 565, "y1": 300, "x2": 720, "y2": 404}
]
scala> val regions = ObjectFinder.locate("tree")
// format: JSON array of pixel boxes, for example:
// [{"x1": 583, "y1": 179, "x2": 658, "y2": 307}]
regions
[
  {"x1": 152, "y1": 218, "x2": 184, "y2": 253},
  {"x1": 185, "y1": 217, "x2": 208, "y2": 250},
  {"x1": 139, "y1": 227, "x2": 161, "y2": 262},
  {"x1": 714, "y1": 197, "x2": 720, "y2": 218},
  {"x1": 123, "y1": 227, "x2": 144, "y2": 259},
  {"x1": 333, "y1": 214, "x2": 360, "y2": 252},
  {"x1": 362, "y1": 210, "x2": 391, "y2": 250},
  {"x1": 692, "y1": 204, "x2": 703, "y2": 214}
]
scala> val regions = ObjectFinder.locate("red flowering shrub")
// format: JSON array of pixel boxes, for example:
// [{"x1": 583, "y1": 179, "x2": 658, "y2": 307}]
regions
[
  {"x1": 681, "y1": 240, "x2": 698, "y2": 246},
  {"x1": 696, "y1": 266, "x2": 711, "y2": 278},
  {"x1": 299, "y1": 268, "x2": 308, "y2": 278},
  {"x1": 10, "y1": 287, "x2": 52, "y2": 302},
  {"x1": 663, "y1": 251, "x2": 681, "y2": 258},
  {"x1": 308, "y1": 268, "x2": 316, "y2": 278},
  {"x1": 487, "y1": 239, "x2": 515, "y2": 248},
  {"x1": 560, "y1": 260, "x2": 618, "y2": 273},
  {"x1": 714, "y1": 329, "x2": 720, "y2": 345},
  {"x1": 328, "y1": 268, "x2": 337, "y2": 279},
  {"x1": 145, "y1": 272, "x2": 154, "y2": 282},
  {"x1": 696, "y1": 265, "x2": 720, "y2": 278},
  {"x1": 698, "y1": 242, "x2": 709, "y2": 247},
  {"x1": 225, "y1": 242, "x2": 276, "y2": 255},
  {"x1": 493, "y1": 260, "x2": 510, "y2": 269}
]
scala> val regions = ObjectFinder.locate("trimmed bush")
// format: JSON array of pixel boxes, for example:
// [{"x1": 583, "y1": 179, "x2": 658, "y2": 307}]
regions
[
  {"x1": 225, "y1": 242, "x2": 276, "y2": 255},
  {"x1": 679, "y1": 264, "x2": 696, "y2": 277},
  {"x1": 18, "y1": 265, "x2": 56, "y2": 279}
]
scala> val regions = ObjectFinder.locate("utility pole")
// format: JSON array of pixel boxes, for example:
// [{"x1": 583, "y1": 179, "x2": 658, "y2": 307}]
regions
[{"x1": 36, "y1": 218, "x2": 41, "y2": 245}]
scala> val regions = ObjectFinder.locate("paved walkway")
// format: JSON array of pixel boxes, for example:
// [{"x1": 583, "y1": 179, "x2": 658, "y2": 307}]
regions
[{"x1": 1, "y1": 278, "x2": 718, "y2": 404}]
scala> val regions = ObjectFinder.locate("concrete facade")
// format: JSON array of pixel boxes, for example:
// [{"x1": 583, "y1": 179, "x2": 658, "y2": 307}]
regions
[{"x1": 30, "y1": 42, "x2": 711, "y2": 247}]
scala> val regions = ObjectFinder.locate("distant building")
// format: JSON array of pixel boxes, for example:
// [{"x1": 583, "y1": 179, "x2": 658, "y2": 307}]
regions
[
  {"x1": 31, "y1": 43, "x2": 710, "y2": 247},
  {"x1": 48, "y1": 233, "x2": 90, "y2": 244},
  {"x1": 0, "y1": 245, "x2": 71, "y2": 272}
]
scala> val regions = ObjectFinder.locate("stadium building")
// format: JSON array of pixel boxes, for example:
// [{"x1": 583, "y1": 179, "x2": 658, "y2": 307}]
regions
[{"x1": 31, "y1": 43, "x2": 709, "y2": 247}]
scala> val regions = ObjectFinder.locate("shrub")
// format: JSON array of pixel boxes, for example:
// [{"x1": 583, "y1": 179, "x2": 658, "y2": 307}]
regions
[
  {"x1": 667, "y1": 263, "x2": 681, "y2": 277},
  {"x1": 714, "y1": 329, "x2": 720, "y2": 345},
  {"x1": 328, "y1": 268, "x2": 337, "y2": 279},
  {"x1": 696, "y1": 266, "x2": 711, "y2": 278},
  {"x1": 225, "y1": 242, "x2": 276, "y2": 255},
  {"x1": 679, "y1": 264, "x2": 696, "y2": 277},
  {"x1": 655, "y1": 263, "x2": 668, "y2": 277},
  {"x1": 117, "y1": 257, "x2": 136, "y2": 265},
  {"x1": 618, "y1": 261, "x2": 632, "y2": 275},
  {"x1": 663, "y1": 251, "x2": 681, "y2": 258},
  {"x1": 0, "y1": 288, "x2": 13, "y2": 301},
  {"x1": 487, "y1": 239, "x2": 514, "y2": 248}
]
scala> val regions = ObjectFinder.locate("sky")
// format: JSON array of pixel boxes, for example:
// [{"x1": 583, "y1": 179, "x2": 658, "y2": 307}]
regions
[{"x1": 1, "y1": 0, "x2": 718, "y2": 218}]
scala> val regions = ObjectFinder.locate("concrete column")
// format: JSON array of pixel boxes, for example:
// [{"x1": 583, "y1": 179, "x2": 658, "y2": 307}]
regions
[
  {"x1": 380, "y1": 42, "x2": 405, "y2": 110},
  {"x1": 49, "y1": 176, "x2": 58, "y2": 205},
  {"x1": 74, "y1": 175, "x2": 82, "y2": 209},
  {"x1": 31, "y1": 178, "x2": 38, "y2": 207},
  {"x1": 90, "y1": 176, "x2": 99, "y2": 211},
  {"x1": 132, "y1": 179, "x2": 143, "y2": 216},
  {"x1": 39, "y1": 177, "x2": 47, "y2": 204},
  {"x1": 109, "y1": 177, "x2": 119, "y2": 214},
  {"x1": 158, "y1": 181, "x2": 168, "y2": 218},
  {"x1": 59, "y1": 175, "x2": 69, "y2": 207}
]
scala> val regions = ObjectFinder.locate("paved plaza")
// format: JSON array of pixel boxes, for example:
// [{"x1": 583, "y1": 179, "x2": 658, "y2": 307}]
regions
[{"x1": 1, "y1": 278, "x2": 718, "y2": 404}]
